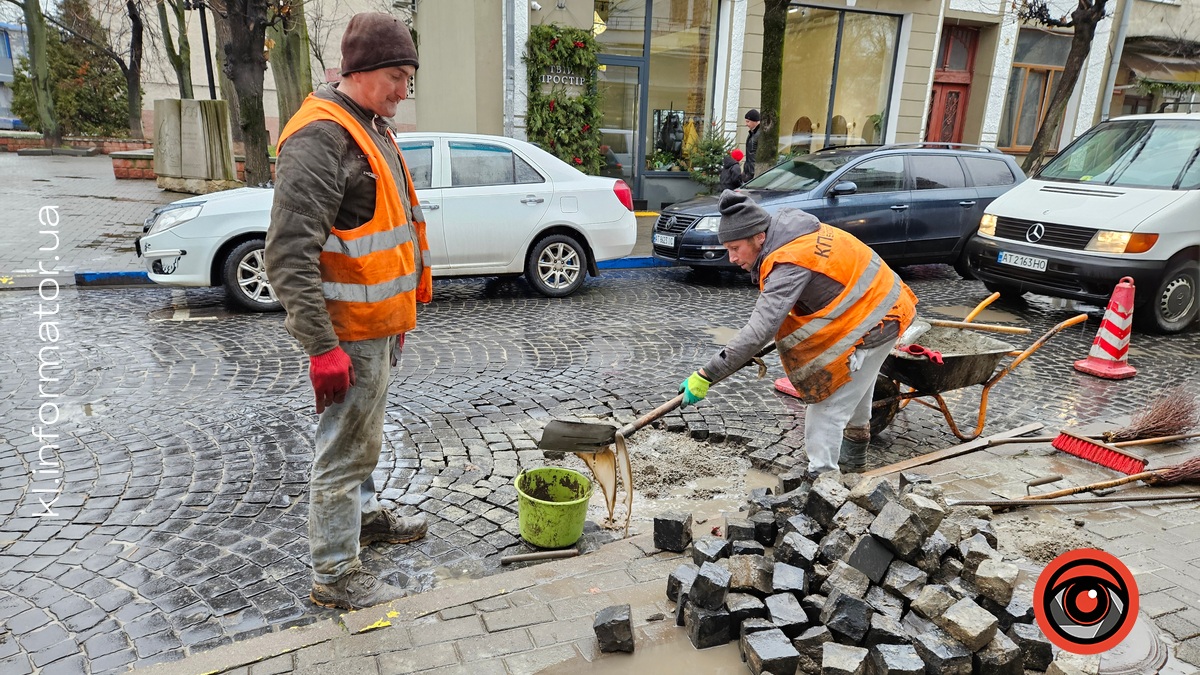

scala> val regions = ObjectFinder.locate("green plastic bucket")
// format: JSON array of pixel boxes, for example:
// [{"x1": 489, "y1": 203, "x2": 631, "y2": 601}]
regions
[{"x1": 514, "y1": 467, "x2": 593, "y2": 549}]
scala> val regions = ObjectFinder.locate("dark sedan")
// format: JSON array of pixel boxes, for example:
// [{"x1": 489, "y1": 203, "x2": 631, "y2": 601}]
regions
[{"x1": 652, "y1": 144, "x2": 1025, "y2": 277}]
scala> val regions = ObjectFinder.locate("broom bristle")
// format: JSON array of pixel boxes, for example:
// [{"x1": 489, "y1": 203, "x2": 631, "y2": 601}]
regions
[
  {"x1": 1051, "y1": 432, "x2": 1147, "y2": 475},
  {"x1": 1107, "y1": 386, "x2": 1200, "y2": 443},
  {"x1": 1147, "y1": 455, "x2": 1200, "y2": 486}
]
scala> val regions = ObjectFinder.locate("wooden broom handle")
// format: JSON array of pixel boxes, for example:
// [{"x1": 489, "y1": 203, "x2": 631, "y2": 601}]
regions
[
  {"x1": 927, "y1": 319, "x2": 1031, "y2": 335},
  {"x1": 1113, "y1": 432, "x2": 1200, "y2": 448},
  {"x1": 1020, "y1": 470, "x2": 1162, "y2": 500}
]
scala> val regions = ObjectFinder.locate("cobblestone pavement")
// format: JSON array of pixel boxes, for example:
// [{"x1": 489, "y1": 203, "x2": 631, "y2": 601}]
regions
[
  {"x1": 0, "y1": 154, "x2": 182, "y2": 283},
  {"x1": 1, "y1": 264, "x2": 1198, "y2": 673}
]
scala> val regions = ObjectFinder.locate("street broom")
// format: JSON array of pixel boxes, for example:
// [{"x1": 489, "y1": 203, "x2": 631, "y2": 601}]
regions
[
  {"x1": 1019, "y1": 454, "x2": 1200, "y2": 501},
  {"x1": 1103, "y1": 385, "x2": 1200, "y2": 443}
]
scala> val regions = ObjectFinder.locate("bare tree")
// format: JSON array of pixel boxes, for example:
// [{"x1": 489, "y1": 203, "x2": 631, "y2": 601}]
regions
[
  {"x1": 50, "y1": 0, "x2": 146, "y2": 138},
  {"x1": 3, "y1": 0, "x2": 62, "y2": 146},
  {"x1": 1019, "y1": 0, "x2": 1109, "y2": 173},
  {"x1": 755, "y1": 0, "x2": 789, "y2": 175},
  {"x1": 156, "y1": 0, "x2": 193, "y2": 98},
  {"x1": 302, "y1": 0, "x2": 349, "y2": 85},
  {"x1": 208, "y1": 0, "x2": 272, "y2": 185},
  {"x1": 267, "y1": 0, "x2": 310, "y2": 128}
]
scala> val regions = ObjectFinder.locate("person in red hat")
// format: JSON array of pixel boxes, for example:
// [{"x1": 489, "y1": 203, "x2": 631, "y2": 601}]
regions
[
  {"x1": 264, "y1": 12, "x2": 431, "y2": 610},
  {"x1": 719, "y1": 148, "x2": 746, "y2": 192}
]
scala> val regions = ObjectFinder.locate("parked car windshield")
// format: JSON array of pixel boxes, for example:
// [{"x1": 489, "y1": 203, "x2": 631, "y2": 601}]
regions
[
  {"x1": 1037, "y1": 119, "x2": 1200, "y2": 190},
  {"x1": 743, "y1": 153, "x2": 857, "y2": 192}
]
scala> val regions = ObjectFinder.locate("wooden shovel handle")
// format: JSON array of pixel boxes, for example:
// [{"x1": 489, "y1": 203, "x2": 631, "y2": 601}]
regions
[
  {"x1": 1019, "y1": 470, "x2": 1161, "y2": 500},
  {"x1": 1113, "y1": 432, "x2": 1200, "y2": 448},
  {"x1": 616, "y1": 343, "x2": 778, "y2": 439},
  {"x1": 927, "y1": 319, "x2": 1031, "y2": 335}
]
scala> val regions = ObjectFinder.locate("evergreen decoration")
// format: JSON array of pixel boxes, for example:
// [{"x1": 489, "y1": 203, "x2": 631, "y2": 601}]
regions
[
  {"x1": 687, "y1": 122, "x2": 734, "y2": 194},
  {"x1": 526, "y1": 24, "x2": 602, "y2": 175},
  {"x1": 1135, "y1": 77, "x2": 1200, "y2": 97}
]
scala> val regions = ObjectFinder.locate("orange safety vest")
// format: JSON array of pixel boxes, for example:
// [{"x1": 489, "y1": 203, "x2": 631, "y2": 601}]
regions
[
  {"x1": 276, "y1": 94, "x2": 432, "y2": 342},
  {"x1": 762, "y1": 223, "x2": 917, "y2": 403}
]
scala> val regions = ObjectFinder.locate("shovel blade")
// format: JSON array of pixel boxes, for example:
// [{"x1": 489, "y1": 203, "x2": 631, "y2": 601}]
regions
[{"x1": 538, "y1": 420, "x2": 618, "y2": 452}]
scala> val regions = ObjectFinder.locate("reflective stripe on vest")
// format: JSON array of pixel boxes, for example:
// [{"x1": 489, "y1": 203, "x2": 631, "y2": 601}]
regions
[{"x1": 276, "y1": 94, "x2": 433, "y2": 342}]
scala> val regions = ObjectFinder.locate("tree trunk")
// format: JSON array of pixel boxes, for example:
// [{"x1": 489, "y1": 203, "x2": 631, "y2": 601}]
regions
[
  {"x1": 22, "y1": 0, "x2": 62, "y2": 147},
  {"x1": 211, "y1": 6, "x2": 243, "y2": 143},
  {"x1": 218, "y1": 0, "x2": 271, "y2": 184},
  {"x1": 1021, "y1": 2, "x2": 1106, "y2": 173},
  {"x1": 158, "y1": 0, "x2": 194, "y2": 98},
  {"x1": 268, "y1": 0, "x2": 311, "y2": 129},
  {"x1": 125, "y1": 0, "x2": 145, "y2": 138},
  {"x1": 757, "y1": 0, "x2": 789, "y2": 175}
]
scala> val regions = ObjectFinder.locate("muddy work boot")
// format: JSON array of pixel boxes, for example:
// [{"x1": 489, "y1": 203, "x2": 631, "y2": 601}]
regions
[
  {"x1": 361, "y1": 510, "x2": 428, "y2": 546},
  {"x1": 310, "y1": 567, "x2": 408, "y2": 610},
  {"x1": 837, "y1": 436, "x2": 869, "y2": 471}
]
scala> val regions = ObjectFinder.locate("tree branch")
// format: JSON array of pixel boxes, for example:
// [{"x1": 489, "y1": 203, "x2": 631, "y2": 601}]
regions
[
  {"x1": 2, "y1": 0, "x2": 27, "y2": 11},
  {"x1": 44, "y1": 12, "x2": 130, "y2": 74}
]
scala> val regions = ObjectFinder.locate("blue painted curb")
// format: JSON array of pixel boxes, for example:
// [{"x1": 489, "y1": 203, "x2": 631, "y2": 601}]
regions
[
  {"x1": 75, "y1": 271, "x2": 153, "y2": 286},
  {"x1": 597, "y1": 257, "x2": 676, "y2": 270}
]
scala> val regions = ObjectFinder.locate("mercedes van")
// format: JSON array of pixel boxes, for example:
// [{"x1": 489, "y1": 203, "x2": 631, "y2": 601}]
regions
[{"x1": 967, "y1": 111, "x2": 1200, "y2": 333}]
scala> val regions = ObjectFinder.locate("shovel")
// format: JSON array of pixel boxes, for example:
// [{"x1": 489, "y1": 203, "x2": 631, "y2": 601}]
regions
[{"x1": 538, "y1": 342, "x2": 778, "y2": 535}]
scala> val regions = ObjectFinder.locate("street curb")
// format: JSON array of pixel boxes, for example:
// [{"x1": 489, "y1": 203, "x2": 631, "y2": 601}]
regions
[
  {"x1": 73, "y1": 271, "x2": 154, "y2": 286},
  {"x1": 597, "y1": 256, "x2": 675, "y2": 270},
  {"x1": 132, "y1": 534, "x2": 659, "y2": 675}
]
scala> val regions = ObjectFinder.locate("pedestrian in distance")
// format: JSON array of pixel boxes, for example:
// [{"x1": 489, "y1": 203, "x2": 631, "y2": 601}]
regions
[
  {"x1": 743, "y1": 109, "x2": 761, "y2": 180},
  {"x1": 264, "y1": 12, "x2": 433, "y2": 610},
  {"x1": 677, "y1": 191, "x2": 918, "y2": 480},
  {"x1": 718, "y1": 148, "x2": 745, "y2": 192}
]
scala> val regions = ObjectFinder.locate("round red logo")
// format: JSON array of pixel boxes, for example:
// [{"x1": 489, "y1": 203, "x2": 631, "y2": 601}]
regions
[{"x1": 1034, "y1": 548, "x2": 1139, "y2": 654}]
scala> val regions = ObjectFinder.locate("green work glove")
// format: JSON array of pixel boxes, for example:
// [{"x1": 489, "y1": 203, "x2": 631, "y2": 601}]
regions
[{"x1": 679, "y1": 371, "x2": 712, "y2": 408}]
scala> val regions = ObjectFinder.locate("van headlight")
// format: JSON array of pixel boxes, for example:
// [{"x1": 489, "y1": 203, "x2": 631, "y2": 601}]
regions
[
  {"x1": 693, "y1": 216, "x2": 720, "y2": 233},
  {"x1": 1085, "y1": 231, "x2": 1158, "y2": 254},
  {"x1": 978, "y1": 214, "x2": 997, "y2": 236},
  {"x1": 146, "y1": 204, "x2": 203, "y2": 235}
]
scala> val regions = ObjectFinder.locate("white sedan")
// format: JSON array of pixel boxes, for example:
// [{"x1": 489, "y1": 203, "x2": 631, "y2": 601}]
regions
[{"x1": 136, "y1": 132, "x2": 638, "y2": 310}]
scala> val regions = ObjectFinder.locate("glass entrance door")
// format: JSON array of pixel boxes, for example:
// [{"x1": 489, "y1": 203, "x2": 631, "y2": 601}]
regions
[{"x1": 596, "y1": 62, "x2": 642, "y2": 190}]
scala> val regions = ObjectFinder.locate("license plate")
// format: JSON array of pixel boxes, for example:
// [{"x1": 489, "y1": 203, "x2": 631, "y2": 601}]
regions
[
  {"x1": 997, "y1": 251, "x2": 1047, "y2": 272},
  {"x1": 653, "y1": 233, "x2": 675, "y2": 247}
]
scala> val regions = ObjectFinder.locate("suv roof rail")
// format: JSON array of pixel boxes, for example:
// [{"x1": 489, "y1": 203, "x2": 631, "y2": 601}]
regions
[
  {"x1": 877, "y1": 142, "x2": 1001, "y2": 153},
  {"x1": 1157, "y1": 101, "x2": 1200, "y2": 113},
  {"x1": 813, "y1": 143, "x2": 886, "y2": 153}
]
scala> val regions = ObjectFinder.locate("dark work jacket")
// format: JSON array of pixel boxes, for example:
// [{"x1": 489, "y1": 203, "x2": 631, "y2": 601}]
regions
[
  {"x1": 718, "y1": 155, "x2": 744, "y2": 192},
  {"x1": 744, "y1": 127, "x2": 760, "y2": 179}
]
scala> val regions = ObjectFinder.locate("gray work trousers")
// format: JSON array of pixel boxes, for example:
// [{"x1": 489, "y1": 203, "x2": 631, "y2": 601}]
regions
[
  {"x1": 803, "y1": 340, "x2": 895, "y2": 474},
  {"x1": 309, "y1": 334, "x2": 396, "y2": 584}
]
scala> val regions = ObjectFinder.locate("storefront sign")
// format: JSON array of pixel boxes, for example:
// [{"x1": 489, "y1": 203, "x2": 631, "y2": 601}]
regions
[{"x1": 540, "y1": 64, "x2": 589, "y2": 87}]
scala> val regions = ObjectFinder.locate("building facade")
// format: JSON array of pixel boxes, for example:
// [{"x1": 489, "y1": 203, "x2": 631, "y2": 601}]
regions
[{"x1": 0, "y1": 20, "x2": 27, "y2": 127}]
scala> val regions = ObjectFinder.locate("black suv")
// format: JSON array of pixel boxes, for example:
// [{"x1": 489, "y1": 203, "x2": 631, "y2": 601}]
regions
[{"x1": 652, "y1": 143, "x2": 1025, "y2": 276}]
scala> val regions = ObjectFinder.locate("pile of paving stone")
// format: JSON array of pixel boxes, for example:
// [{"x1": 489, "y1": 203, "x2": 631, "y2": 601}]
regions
[{"x1": 653, "y1": 471, "x2": 1064, "y2": 675}]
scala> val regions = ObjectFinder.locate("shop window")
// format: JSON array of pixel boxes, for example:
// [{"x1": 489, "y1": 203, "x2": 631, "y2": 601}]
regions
[
  {"x1": 645, "y1": 0, "x2": 719, "y2": 171},
  {"x1": 998, "y1": 29, "x2": 1072, "y2": 151},
  {"x1": 779, "y1": 7, "x2": 901, "y2": 156},
  {"x1": 1121, "y1": 94, "x2": 1153, "y2": 116}
]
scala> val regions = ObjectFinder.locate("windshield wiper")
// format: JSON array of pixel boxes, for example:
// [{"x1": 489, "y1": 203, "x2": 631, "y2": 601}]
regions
[{"x1": 1174, "y1": 145, "x2": 1200, "y2": 190}]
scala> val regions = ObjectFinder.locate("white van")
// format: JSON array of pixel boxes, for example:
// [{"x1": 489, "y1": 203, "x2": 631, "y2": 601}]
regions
[{"x1": 967, "y1": 111, "x2": 1200, "y2": 333}]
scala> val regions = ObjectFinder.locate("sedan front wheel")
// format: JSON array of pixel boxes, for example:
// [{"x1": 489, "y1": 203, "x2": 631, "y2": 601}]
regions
[
  {"x1": 526, "y1": 234, "x2": 587, "y2": 298},
  {"x1": 222, "y1": 238, "x2": 282, "y2": 312}
]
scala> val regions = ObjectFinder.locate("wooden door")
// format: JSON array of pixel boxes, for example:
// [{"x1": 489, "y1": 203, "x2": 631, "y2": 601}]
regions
[{"x1": 926, "y1": 26, "x2": 978, "y2": 144}]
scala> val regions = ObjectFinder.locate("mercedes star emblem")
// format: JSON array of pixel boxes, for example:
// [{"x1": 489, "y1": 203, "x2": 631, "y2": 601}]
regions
[{"x1": 1026, "y1": 222, "x2": 1046, "y2": 243}]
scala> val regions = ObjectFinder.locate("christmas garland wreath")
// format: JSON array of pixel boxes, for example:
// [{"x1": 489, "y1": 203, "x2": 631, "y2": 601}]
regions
[{"x1": 526, "y1": 24, "x2": 602, "y2": 175}]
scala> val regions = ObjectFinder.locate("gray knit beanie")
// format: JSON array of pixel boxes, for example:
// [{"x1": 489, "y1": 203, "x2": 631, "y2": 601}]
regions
[{"x1": 717, "y1": 190, "x2": 771, "y2": 243}]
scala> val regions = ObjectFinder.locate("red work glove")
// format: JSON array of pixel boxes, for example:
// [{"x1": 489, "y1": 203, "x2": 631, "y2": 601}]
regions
[
  {"x1": 391, "y1": 333, "x2": 406, "y2": 367},
  {"x1": 309, "y1": 346, "x2": 355, "y2": 413}
]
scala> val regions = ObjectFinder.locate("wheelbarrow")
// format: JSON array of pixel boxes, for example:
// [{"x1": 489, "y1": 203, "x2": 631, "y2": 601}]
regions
[{"x1": 870, "y1": 294, "x2": 1089, "y2": 441}]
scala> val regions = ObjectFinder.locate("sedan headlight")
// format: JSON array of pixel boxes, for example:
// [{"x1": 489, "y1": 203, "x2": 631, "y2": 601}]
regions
[
  {"x1": 146, "y1": 204, "x2": 204, "y2": 235},
  {"x1": 1085, "y1": 230, "x2": 1158, "y2": 254},
  {"x1": 693, "y1": 216, "x2": 721, "y2": 232},
  {"x1": 978, "y1": 214, "x2": 997, "y2": 236}
]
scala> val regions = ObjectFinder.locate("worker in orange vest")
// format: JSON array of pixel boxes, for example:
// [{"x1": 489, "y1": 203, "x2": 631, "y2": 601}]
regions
[
  {"x1": 264, "y1": 13, "x2": 432, "y2": 610},
  {"x1": 679, "y1": 191, "x2": 917, "y2": 480}
]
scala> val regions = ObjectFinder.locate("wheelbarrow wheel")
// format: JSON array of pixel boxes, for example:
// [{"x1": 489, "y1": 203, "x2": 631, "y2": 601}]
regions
[{"x1": 871, "y1": 375, "x2": 900, "y2": 438}]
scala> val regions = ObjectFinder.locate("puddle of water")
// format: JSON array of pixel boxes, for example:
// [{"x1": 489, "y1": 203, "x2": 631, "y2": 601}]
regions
[
  {"x1": 702, "y1": 327, "x2": 740, "y2": 346},
  {"x1": 537, "y1": 628, "x2": 745, "y2": 674}
]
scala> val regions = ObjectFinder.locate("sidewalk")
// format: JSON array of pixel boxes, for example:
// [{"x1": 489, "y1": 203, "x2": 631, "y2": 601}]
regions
[{"x1": 136, "y1": 429, "x2": 1200, "y2": 675}]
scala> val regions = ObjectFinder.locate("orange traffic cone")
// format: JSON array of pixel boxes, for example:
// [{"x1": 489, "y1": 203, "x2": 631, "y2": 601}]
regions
[{"x1": 1074, "y1": 276, "x2": 1137, "y2": 380}]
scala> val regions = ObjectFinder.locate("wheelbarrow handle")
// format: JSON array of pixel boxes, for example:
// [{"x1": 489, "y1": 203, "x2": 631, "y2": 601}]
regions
[
  {"x1": 963, "y1": 292, "x2": 1001, "y2": 323},
  {"x1": 927, "y1": 319, "x2": 1031, "y2": 335},
  {"x1": 616, "y1": 343, "x2": 778, "y2": 439},
  {"x1": 1001, "y1": 313, "x2": 1089, "y2": 375}
]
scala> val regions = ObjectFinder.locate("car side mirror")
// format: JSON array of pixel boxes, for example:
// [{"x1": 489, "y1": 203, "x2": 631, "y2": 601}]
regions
[{"x1": 830, "y1": 181, "x2": 858, "y2": 197}]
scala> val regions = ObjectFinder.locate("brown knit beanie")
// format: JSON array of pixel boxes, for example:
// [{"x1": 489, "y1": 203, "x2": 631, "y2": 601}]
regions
[{"x1": 340, "y1": 13, "x2": 419, "y2": 76}]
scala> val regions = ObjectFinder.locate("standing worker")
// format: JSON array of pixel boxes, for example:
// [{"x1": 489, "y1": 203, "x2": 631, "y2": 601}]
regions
[
  {"x1": 743, "y1": 109, "x2": 761, "y2": 180},
  {"x1": 678, "y1": 192, "x2": 917, "y2": 479},
  {"x1": 264, "y1": 12, "x2": 432, "y2": 610}
]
